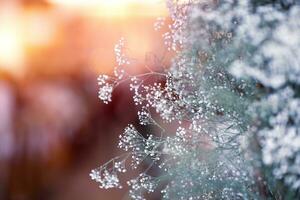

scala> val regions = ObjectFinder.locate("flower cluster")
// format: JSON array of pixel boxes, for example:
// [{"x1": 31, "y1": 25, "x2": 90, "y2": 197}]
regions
[
  {"x1": 91, "y1": 0, "x2": 300, "y2": 199},
  {"x1": 154, "y1": 17, "x2": 165, "y2": 31},
  {"x1": 128, "y1": 174, "x2": 159, "y2": 200},
  {"x1": 137, "y1": 108, "x2": 152, "y2": 125},
  {"x1": 97, "y1": 38, "x2": 131, "y2": 104},
  {"x1": 89, "y1": 156, "x2": 126, "y2": 189},
  {"x1": 163, "y1": 0, "x2": 190, "y2": 51},
  {"x1": 118, "y1": 125, "x2": 164, "y2": 168},
  {"x1": 211, "y1": 0, "x2": 300, "y2": 192}
]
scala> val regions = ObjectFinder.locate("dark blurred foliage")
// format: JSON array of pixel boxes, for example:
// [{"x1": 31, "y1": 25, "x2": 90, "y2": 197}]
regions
[
  {"x1": 0, "y1": 71, "x2": 140, "y2": 200},
  {"x1": 250, "y1": 0, "x2": 299, "y2": 9}
]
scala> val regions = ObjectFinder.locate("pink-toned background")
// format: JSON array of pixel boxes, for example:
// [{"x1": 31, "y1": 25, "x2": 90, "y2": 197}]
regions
[{"x1": 0, "y1": 1, "x2": 169, "y2": 199}]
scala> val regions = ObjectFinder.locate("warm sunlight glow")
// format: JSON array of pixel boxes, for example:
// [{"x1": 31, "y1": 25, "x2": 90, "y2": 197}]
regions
[
  {"x1": 50, "y1": 0, "x2": 135, "y2": 6},
  {"x1": 0, "y1": 5, "x2": 25, "y2": 76},
  {"x1": 0, "y1": 24, "x2": 24, "y2": 68},
  {"x1": 48, "y1": 0, "x2": 167, "y2": 17},
  {"x1": 0, "y1": 4, "x2": 57, "y2": 77}
]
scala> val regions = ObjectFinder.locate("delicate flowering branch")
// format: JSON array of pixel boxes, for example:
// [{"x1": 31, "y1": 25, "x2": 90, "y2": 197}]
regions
[{"x1": 91, "y1": 0, "x2": 300, "y2": 199}]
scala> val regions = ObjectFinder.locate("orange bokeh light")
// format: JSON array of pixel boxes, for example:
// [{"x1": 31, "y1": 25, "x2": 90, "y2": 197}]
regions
[
  {"x1": 47, "y1": 0, "x2": 168, "y2": 17},
  {"x1": 0, "y1": 1, "x2": 169, "y2": 79}
]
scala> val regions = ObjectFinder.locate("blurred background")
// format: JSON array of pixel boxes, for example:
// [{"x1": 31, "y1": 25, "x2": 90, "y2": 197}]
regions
[{"x1": 0, "y1": 0, "x2": 168, "y2": 199}]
